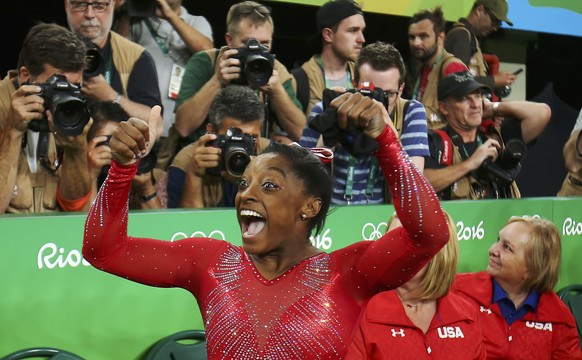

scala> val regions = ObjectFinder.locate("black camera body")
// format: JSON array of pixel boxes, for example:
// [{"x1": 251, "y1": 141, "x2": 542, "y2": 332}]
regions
[
  {"x1": 230, "y1": 38, "x2": 275, "y2": 89},
  {"x1": 206, "y1": 128, "x2": 255, "y2": 177},
  {"x1": 322, "y1": 81, "x2": 389, "y2": 110},
  {"x1": 84, "y1": 40, "x2": 104, "y2": 78},
  {"x1": 478, "y1": 138, "x2": 527, "y2": 186},
  {"x1": 28, "y1": 74, "x2": 90, "y2": 136}
]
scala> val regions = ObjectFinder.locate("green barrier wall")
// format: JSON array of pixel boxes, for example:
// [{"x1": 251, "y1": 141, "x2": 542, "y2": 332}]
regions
[{"x1": 1, "y1": 198, "x2": 581, "y2": 359}]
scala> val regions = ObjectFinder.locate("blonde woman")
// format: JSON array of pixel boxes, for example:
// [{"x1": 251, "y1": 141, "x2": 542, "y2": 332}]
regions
[{"x1": 345, "y1": 211, "x2": 486, "y2": 359}]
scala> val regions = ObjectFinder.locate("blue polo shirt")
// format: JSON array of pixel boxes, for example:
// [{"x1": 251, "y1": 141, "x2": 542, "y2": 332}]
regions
[{"x1": 492, "y1": 278, "x2": 540, "y2": 325}]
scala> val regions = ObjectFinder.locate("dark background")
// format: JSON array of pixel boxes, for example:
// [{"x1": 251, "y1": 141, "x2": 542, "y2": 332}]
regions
[{"x1": 3, "y1": 0, "x2": 582, "y2": 197}]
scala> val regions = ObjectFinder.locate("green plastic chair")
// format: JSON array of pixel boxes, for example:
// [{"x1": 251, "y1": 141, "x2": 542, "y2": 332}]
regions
[
  {"x1": 0, "y1": 347, "x2": 84, "y2": 360},
  {"x1": 557, "y1": 284, "x2": 582, "y2": 349},
  {"x1": 144, "y1": 330, "x2": 207, "y2": 360}
]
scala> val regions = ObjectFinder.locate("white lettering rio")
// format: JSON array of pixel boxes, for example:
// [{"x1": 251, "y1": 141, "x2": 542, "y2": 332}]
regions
[
  {"x1": 526, "y1": 321, "x2": 553, "y2": 331},
  {"x1": 37, "y1": 243, "x2": 91, "y2": 269},
  {"x1": 437, "y1": 326, "x2": 465, "y2": 338},
  {"x1": 562, "y1": 217, "x2": 582, "y2": 236}
]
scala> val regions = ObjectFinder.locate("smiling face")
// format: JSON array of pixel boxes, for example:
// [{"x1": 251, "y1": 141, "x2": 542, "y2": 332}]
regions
[
  {"x1": 487, "y1": 221, "x2": 531, "y2": 290},
  {"x1": 235, "y1": 153, "x2": 313, "y2": 255}
]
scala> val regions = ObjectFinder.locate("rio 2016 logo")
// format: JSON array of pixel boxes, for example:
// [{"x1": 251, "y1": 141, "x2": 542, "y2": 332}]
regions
[
  {"x1": 562, "y1": 217, "x2": 582, "y2": 236},
  {"x1": 456, "y1": 220, "x2": 485, "y2": 241},
  {"x1": 361, "y1": 222, "x2": 388, "y2": 240},
  {"x1": 37, "y1": 243, "x2": 91, "y2": 269}
]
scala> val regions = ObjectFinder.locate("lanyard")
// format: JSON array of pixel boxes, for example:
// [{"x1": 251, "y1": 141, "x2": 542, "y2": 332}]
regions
[
  {"x1": 412, "y1": 51, "x2": 444, "y2": 100},
  {"x1": 315, "y1": 55, "x2": 353, "y2": 89},
  {"x1": 104, "y1": 53, "x2": 113, "y2": 84},
  {"x1": 145, "y1": 19, "x2": 170, "y2": 55},
  {"x1": 344, "y1": 156, "x2": 378, "y2": 204}
]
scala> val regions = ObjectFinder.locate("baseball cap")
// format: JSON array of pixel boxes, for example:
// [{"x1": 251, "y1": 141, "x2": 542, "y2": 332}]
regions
[
  {"x1": 476, "y1": 0, "x2": 513, "y2": 26},
  {"x1": 316, "y1": 0, "x2": 363, "y2": 32},
  {"x1": 438, "y1": 71, "x2": 489, "y2": 101}
]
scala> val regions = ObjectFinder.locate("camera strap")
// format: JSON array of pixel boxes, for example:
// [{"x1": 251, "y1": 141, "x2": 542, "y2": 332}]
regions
[
  {"x1": 145, "y1": 19, "x2": 170, "y2": 55},
  {"x1": 37, "y1": 132, "x2": 62, "y2": 173},
  {"x1": 344, "y1": 155, "x2": 378, "y2": 204}
]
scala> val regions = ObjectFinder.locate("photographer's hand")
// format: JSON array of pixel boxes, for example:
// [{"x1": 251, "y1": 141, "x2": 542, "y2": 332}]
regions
[
  {"x1": 189, "y1": 133, "x2": 221, "y2": 178},
  {"x1": 215, "y1": 49, "x2": 242, "y2": 87},
  {"x1": 87, "y1": 135, "x2": 113, "y2": 178},
  {"x1": 8, "y1": 85, "x2": 44, "y2": 134},
  {"x1": 469, "y1": 138, "x2": 500, "y2": 170}
]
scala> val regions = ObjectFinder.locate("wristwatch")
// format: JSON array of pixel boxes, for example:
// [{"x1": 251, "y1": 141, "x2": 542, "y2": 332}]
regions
[
  {"x1": 492, "y1": 102, "x2": 501, "y2": 117},
  {"x1": 112, "y1": 93, "x2": 122, "y2": 104}
]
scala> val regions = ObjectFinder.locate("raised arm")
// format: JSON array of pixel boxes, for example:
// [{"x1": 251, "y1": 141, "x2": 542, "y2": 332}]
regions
[{"x1": 331, "y1": 92, "x2": 449, "y2": 289}]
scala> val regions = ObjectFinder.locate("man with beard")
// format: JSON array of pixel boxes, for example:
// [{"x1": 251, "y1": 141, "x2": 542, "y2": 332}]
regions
[
  {"x1": 445, "y1": 0, "x2": 517, "y2": 95},
  {"x1": 407, "y1": 6, "x2": 468, "y2": 129},
  {"x1": 64, "y1": 0, "x2": 163, "y2": 135},
  {"x1": 294, "y1": 0, "x2": 365, "y2": 116}
]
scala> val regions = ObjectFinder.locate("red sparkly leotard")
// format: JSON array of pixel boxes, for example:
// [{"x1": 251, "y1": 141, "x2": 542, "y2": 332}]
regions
[{"x1": 84, "y1": 127, "x2": 448, "y2": 359}]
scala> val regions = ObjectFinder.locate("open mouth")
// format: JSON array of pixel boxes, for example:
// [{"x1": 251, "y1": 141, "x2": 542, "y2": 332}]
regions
[{"x1": 240, "y1": 209, "x2": 266, "y2": 238}]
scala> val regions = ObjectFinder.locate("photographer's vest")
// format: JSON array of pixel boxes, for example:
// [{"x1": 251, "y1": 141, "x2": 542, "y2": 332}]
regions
[
  {"x1": 292, "y1": 55, "x2": 356, "y2": 116},
  {"x1": 157, "y1": 46, "x2": 293, "y2": 170},
  {"x1": 416, "y1": 50, "x2": 465, "y2": 130},
  {"x1": 447, "y1": 22, "x2": 487, "y2": 77},
  {"x1": 0, "y1": 74, "x2": 60, "y2": 213},
  {"x1": 109, "y1": 31, "x2": 145, "y2": 96},
  {"x1": 429, "y1": 125, "x2": 520, "y2": 200},
  {"x1": 170, "y1": 137, "x2": 270, "y2": 207}
]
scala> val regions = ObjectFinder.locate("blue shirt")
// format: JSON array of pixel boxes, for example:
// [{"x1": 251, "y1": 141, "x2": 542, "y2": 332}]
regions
[
  {"x1": 492, "y1": 278, "x2": 540, "y2": 325},
  {"x1": 299, "y1": 99, "x2": 429, "y2": 205}
]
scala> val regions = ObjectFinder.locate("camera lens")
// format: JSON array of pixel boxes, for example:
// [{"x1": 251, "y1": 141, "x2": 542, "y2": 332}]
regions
[
  {"x1": 51, "y1": 96, "x2": 90, "y2": 136},
  {"x1": 245, "y1": 55, "x2": 273, "y2": 88},
  {"x1": 84, "y1": 48, "x2": 104, "y2": 78},
  {"x1": 225, "y1": 147, "x2": 251, "y2": 177},
  {"x1": 499, "y1": 139, "x2": 526, "y2": 169}
]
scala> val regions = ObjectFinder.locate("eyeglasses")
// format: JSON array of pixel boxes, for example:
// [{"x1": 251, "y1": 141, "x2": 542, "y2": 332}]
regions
[
  {"x1": 485, "y1": 8, "x2": 502, "y2": 27},
  {"x1": 70, "y1": 1, "x2": 111, "y2": 13}
]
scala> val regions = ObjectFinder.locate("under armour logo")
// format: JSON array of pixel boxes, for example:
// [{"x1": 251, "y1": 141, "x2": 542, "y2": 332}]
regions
[
  {"x1": 391, "y1": 328, "x2": 405, "y2": 337},
  {"x1": 480, "y1": 306, "x2": 492, "y2": 314}
]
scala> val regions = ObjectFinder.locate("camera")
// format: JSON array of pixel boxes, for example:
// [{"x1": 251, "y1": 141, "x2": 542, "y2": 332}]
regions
[
  {"x1": 322, "y1": 81, "x2": 389, "y2": 109},
  {"x1": 206, "y1": 127, "x2": 256, "y2": 177},
  {"x1": 96, "y1": 135, "x2": 157, "y2": 175},
  {"x1": 27, "y1": 74, "x2": 90, "y2": 136},
  {"x1": 125, "y1": 0, "x2": 157, "y2": 17},
  {"x1": 84, "y1": 40, "x2": 104, "y2": 78},
  {"x1": 230, "y1": 38, "x2": 275, "y2": 89},
  {"x1": 478, "y1": 138, "x2": 527, "y2": 186}
]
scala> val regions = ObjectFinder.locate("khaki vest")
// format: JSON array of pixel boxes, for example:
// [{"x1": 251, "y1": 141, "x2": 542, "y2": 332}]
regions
[
  {"x1": 448, "y1": 23, "x2": 487, "y2": 77},
  {"x1": 0, "y1": 74, "x2": 60, "y2": 213},
  {"x1": 109, "y1": 31, "x2": 145, "y2": 96},
  {"x1": 421, "y1": 50, "x2": 465, "y2": 130},
  {"x1": 298, "y1": 56, "x2": 356, "y2": 116},
  {"x1": 442, "y1": 127, "x2": 520, "y2": 200},
  {"x1": 170, "y1": 137, "x2": 270, "y2": 207}
]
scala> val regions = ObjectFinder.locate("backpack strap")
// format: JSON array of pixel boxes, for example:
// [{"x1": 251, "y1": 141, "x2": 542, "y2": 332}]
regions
[
  {"x1": 428, "y1": 128, "x2": 454, "y2": 166},
  {"x1": 291, "y1": 67, "x2": 309, "y2": 113}
]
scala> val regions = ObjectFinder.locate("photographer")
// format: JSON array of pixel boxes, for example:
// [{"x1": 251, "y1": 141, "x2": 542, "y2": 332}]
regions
[
  {"x1": 0, "y1": 23, "x2": 92, "y2": 213},
  {"x1": 167, "y1": 85, "x2": 270, "y2": 208},
  {"x1": 116, "y1": 0, "x2": 213, "y2": 138},
  {"x1": 64, "y1": 0, "x2": 163, "y2": 137},
  {"x1": 424, "y1": 71, "x2": 551, "y2": 200},
  {"x1": 171, "y1": 1, "x2": 306, "y2": 154},
  {"x1": 87, "y1": 101, "x2": 162, "y2": 209},
  {"x1": 299, "y1": 41, "x2": 430, "y2": 205},
  {"x1": 557, "y1": 108, "x2": 582, "y2": 196}
]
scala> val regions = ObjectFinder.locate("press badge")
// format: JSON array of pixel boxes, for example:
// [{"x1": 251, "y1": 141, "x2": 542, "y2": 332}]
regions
[{"x1": 168, "y1": 64, "x2": 185, "y2": 100}]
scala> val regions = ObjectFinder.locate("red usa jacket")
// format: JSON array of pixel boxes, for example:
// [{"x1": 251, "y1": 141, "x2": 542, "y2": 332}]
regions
[
  {"x1": 452, "y1": 272, "x2": 582, "y2": 360},
  {"x1": 344, "y1": 290, "x2": 486, "y2": 359}
]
